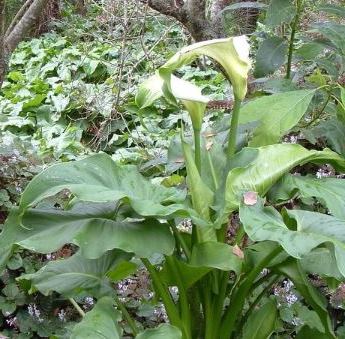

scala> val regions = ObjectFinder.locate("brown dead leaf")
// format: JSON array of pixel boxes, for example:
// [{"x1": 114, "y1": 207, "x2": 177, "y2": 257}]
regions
[
  {"x1": 206, "y1": 140, "x2": 213, "y2": 151},
  {"x1": 202, "y1": 131, "x2": 216, "y2": 138},
  {"x1": 175, "y1": 157, "x2": 185, "y2": 164},
  {"x1": 233, "y1": 244, "x2": 244, "y2": 259},
  {"x1": 243, "y1": 191, "x2": 258, "y2": 206}
]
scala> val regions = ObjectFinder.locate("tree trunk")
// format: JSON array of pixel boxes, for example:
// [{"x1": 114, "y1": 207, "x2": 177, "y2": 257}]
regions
[
  {"x1": 0, "y1": 0, "x2": 53, "y2": 87},
  {"x1": 0, "y1": 0, "x2": 6, "y2": 86},
  {"x1": 5, "y1": 0, "x2": 50, "y2": 53},
  {"x1": 146, "y1": 0, "x2": 259, "y2": 41}
]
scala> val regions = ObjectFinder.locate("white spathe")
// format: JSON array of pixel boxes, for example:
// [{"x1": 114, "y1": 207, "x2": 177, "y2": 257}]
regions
[{"x1": 232, "y1": 35, "x2": 251, "y2": 65}]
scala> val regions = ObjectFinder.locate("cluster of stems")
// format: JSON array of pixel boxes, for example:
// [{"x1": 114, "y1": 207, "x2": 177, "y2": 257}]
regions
[{"x1": 126, "y1": 93, "x2": 281, "y2": 338}]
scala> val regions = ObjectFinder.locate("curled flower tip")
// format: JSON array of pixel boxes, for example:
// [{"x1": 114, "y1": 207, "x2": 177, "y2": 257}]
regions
[{"x1": 232, "y1": 35, "x2": 250, "y2": 64}]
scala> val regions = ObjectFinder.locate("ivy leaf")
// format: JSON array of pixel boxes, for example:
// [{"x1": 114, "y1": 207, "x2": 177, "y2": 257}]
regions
[{"x1": 50, "y1": 94, "x2": 70, "y2": 113}]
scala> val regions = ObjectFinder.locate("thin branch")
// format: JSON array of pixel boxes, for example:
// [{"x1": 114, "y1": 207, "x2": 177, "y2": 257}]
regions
[
  {"x1": 69, "y1": 298, "x2": 86, "y2": 317},
  {"x1": 4, "y1": 0, "x2": 51, "y2": 53},
  {"x1": 5, "y1": 0, "x2": 33, "y2": 37}
]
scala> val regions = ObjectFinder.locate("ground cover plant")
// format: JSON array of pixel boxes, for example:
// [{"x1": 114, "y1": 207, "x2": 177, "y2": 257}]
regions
[{"x1": 1, "y1": 0, "x2": 345, "y2": 338}]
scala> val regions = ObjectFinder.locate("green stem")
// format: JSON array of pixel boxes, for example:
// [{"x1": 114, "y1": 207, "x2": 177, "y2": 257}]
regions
[
  {"x1": 207, "y1": 150, "x2": 219, "y2": 190},
  {"x1": 69, "y1": 298, "x2": 85, "y2": 317},
  {"x1": 114, "y1": 294, "x2": 139, "y2": 336},
  {"x1": 250, "y1": 270, "x2": 275, "y2": 292},
  {"x1": 189, "y1": 286, "x2": 203, "y2": 337},
  {"x1": 204, "y1": 283, "x2": 214, "y2": 339},
  {"x1": 236, "y1": 275, "x2": 280, "y2": 336},
  {"x1": 217, "y1": 223, "x2": 228, "y2": 243},
  {"x1": 141, "y1": 258, "x2": 181, "y2": 327},
  {"x1": 194, "y1": 128, "x2": 201, "y2": 174},
  {"x1": 219, "y1": 246, "x2": 282, "y2": 339},
  {"x1": 234, "y1": 224, "x2": 245, "y2": 245},
  {"x1": 207, "y1": 271, "x2": 229, "y2": 338},
  {"x1": 227, "y1": 97, "x2": 242, "y2": 160},
  {"x1": 286, "y1": 0, "x2": 304, "y2": 79},
  {"x1": 165, "y1": 256, "x2": 192, "y2": 339},
  {"x1": 169, "y1": 221, "x2": 191, "y2": 260}
]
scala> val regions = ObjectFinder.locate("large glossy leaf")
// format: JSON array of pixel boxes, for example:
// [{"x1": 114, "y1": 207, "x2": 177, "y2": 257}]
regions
[
  {"x1": 274, "y1": 259, "x2": 335, "y2": 338},
  {"x1": 190, "y1": 242, "x2": 242, "y2": 273},
  {"x1": 240, "y1": 197, "x2": 345, "y2": 278},
  {"x1": 160, "y1": 257, "x2": 210, "y2": 289},
  {"x1": 136, "y1": 324, "x2": 182, "y2": 339},
  {"x1": 19, "y1": 153, "x2": 186, "y2": 218},
  {"x1": 160, "y1": 37, "x2": 251, "y2": 100},
  {"x1": 224, "y1": 144, "x2": 345, "y2": 213},
  {"x1": 242, "y1": 299, "x2": 277, "y2": 339},
  {"x1": 18, "y1": 250, "x2": 130, "y2": 297},
  {"x1": 296, "y1": 326, "x2": 329, "y2": 339},
  {"x1": 0, "y1": 210, "x2": 20, "y2": 272},
  {"x1": 301, "y1": 248, "x2": 342, "y2": 280},
  {"x1": 254, "y1": 36, "x2": 288, "y2": 77},
  {"x1": 0, "y1": 202, "x2": 175, "y2": 259},
  {"x1": 239, "y1": 90, "x2": 315, "y2": 146},
  {"x1": 269, "y1": 174, "x2": 345, "y2": 220},
  {"x1": 71, "y1": 297, "x2": 122, "y2": 339}
]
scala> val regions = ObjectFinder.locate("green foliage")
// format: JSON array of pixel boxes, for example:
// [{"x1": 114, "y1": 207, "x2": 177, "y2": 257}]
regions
[
  {"x1": 19, "y1": 251, "x2": 132, "y2": 297},
  {"x1": 137, "y1": 324, "x2": 182, "y2": 339},
  {"x1": 254, "y1": 36, "x2": 288, "y2": 77},
  {"x1": 71, "y1": 297, "x2": 122, "y2": 339},
  {"x1": 242, "y1": 299, "x2": 277, "y2": 339},
  {"x1": 1, "y1": 0, "x2": 345, "y2": 337},
  {"x1": 265, "y1": 0, "x2": 296, "y2": 27},
  {"x1": 239, "y1": 89, "x2": 315, "y2": 146}
]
